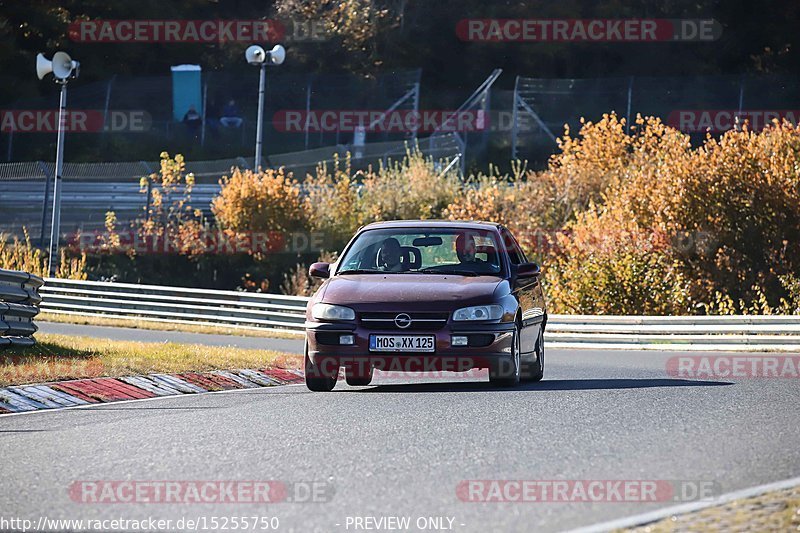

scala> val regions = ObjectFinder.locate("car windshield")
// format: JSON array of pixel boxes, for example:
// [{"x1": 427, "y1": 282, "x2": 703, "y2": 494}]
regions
[{"x1": 337, "y1": 228, "x2": 503, "y2": 276}]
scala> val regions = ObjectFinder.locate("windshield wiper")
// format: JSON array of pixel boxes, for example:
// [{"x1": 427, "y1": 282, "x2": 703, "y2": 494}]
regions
[
  {"x1": 337, "y1": 268, "x2": 383, "y2": 275},
  {"x1": 416, "y1": 268, "x2": 479, "y2": 277}
]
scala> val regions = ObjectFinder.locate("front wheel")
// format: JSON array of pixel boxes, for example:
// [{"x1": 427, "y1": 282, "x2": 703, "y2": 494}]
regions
[
  {"x1": 489, "y1": 326, "x2": 520, "y2": 387},
  {"x1": 522, "y1": 327, "x2": 545, "y2": 382},
  {"x1": 304, "y1": 342, "x2": 338, "y2": 392}
]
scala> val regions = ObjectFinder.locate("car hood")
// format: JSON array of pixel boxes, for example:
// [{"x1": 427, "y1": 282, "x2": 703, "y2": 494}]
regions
[{"x1": 317, "y1": 274, "x2": 504, "y2": 308}]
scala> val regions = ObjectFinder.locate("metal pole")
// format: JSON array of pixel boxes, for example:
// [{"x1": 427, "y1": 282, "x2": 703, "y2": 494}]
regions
[
  {"x1": 511, "y1": 77, "x2": 519, "y2": 160},
  {"x1": 304, "y1": 78, "x2": 312, "y2": 150},
  {"x1": 626, "y1": 76, "x2": 634, "y2": 134},
  {"x1": 38, "y1": 161, "x2": 52, "y2": 246},
  {"x1": 48, "y1": 81, "x2": 68, "y2": 277},
  {"x1": 201, "y1": 78, "x2": 208, "y2": 147},
  {"x1": 735, "y1": 78, "x2": 744, "y2": 131},
  {"x1": 102, "y1": 76, "x2": 114, "y2": 135},
  {"x1": 254, "y1": 63, "x2": 266, "y2": 170}
]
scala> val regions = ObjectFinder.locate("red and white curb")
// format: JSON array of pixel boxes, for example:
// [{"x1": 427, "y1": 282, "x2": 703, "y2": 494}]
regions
[{"x1": 0, "y1": 368, "x2": 304, "y2": 414}]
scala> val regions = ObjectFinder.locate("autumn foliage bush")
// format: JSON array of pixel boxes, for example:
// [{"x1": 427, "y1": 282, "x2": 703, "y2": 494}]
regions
[
  {"x1": 304, "y1": 148, "x2": 461, "y2": 250},
  {"x1": 18, "y1": 117, "x2": 795, "y2": 315},
  {"x1": 542, "y1": 115, "x2": 800, "y2": 314},
  {"x1": 443, "y1": 113, "x2": 800, "y2": 314},
  {"x1": 212, "y1": 167, "x2": 305, "y2": 235},
  {"x1": 134, "y1": 152, "x2": 208, "y2": 256}
]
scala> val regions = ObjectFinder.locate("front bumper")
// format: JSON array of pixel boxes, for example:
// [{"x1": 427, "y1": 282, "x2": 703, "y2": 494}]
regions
[{"x1": 305, "y1": 321, "x2": 515, "y2": 371}]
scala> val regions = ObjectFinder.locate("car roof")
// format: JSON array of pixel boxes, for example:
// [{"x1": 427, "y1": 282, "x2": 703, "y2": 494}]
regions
[{"x1": 359, "y1": 220, "x2": 503, "y2": 231}]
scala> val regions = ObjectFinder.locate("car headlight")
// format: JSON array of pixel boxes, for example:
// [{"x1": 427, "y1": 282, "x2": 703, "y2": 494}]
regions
[
  {"x1": 312, "y1": 303, "x2": 356, "y2": 321},
  {"x1": 452, "y1": 304, "x2": 503, "y2": 321}
]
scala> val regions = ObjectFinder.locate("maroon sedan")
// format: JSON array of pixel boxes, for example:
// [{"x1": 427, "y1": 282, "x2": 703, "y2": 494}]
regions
[{"x1": 304, "y1": 220, "x2": 547, "y2": 391}]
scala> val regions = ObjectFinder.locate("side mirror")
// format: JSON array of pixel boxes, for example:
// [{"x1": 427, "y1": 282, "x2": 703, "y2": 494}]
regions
[
  {"x1": 309, "y1": 262, "x2": 330, "y2": 279},
  {"x1": 514, "y1": 262, "x2": 540, "y2": 279}
]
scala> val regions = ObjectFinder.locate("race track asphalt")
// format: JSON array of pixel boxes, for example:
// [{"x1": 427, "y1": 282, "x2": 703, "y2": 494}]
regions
[{"x1": 1, "y1": 322, "x2": 798, "y2": 532}]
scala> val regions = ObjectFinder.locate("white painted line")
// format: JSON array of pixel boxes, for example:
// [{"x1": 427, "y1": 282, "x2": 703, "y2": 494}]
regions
[
  {"x1": 547, "y1": 342, "x2": 800, "y2": 353},
  {"x1": 564, "y1": 474, "x2": 800, "y2": 533}
]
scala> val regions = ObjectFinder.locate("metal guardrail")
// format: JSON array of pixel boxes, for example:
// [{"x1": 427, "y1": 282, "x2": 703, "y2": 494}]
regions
[
  {"x1": 40, "y1": 278, "x2": 307, "y2": 334},
  {"x1": 0, "y1": 136, "x2": 463, "y2": 237},
  {"x1": 38, "y1": 278, "x2": 800, "y2": 351},
  {"x1": 0, "y1": 182, "x2": 221, "y2": 236},
  {"x1": 0, "y1": 269, "x2": 43, "y2": 348}
]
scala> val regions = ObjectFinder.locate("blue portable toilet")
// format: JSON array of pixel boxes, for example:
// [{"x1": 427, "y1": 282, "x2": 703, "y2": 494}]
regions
[{"x1": 171, "y1": 65, "x2": 202, "y2": 122}]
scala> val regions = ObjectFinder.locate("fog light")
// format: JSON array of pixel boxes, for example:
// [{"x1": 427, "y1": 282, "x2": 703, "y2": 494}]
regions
[
  {"x1": 339, "y1": 334, "x2": 355, "y2": 345},
  {"x1": 451, "y1": 335, "x2": 468, "y2": 347}
]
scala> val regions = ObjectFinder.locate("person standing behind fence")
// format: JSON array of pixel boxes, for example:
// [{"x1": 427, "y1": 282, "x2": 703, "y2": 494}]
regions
[
  {"x1": 219, "y1": 99, "x2": 243, "y2": 128},
  {"x1": 183, "y1": 105, "x2": 202, "y2": 140}
]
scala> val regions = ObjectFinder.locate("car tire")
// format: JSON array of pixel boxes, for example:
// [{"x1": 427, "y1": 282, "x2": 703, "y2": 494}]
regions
[
  {"x1": 524, "y1": 326, "x2": 545, "y2": 382},
  {"x1": 489, "y1": 325, "x2": 520, "y2": 387},
  {"x1": 304, "y1": 341, "x2": 338, "y2": 392},
  {"x1": 345, "y1": 365, "x2": 374, "y2": 386}
]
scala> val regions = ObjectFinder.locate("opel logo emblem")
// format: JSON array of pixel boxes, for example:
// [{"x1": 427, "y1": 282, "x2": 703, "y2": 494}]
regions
[{"x1": 394, "y1": 313, "x2": 412, "y2": 329}]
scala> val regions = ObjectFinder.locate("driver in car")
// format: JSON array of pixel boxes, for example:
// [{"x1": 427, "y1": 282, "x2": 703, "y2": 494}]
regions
[
  {"x1": 455, "y1": 232, "x2": 487, "y2": 272},
  {"x1": 378, "y1": 237, "x2": 404, "y2": 272}
]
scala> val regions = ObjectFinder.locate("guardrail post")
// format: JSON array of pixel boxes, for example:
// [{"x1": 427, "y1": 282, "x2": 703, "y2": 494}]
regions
[
  {"x1": 139, "y1": 161, "x2": 154, "y2": 218},
  {"x1": 37, "y1": 161, "x2": 52, "y2": 246}
]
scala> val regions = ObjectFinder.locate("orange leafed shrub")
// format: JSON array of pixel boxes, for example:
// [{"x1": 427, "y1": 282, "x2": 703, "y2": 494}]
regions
[
  {"x1": 544, "y1": 115, "x2": 800, "y2": 314},
  {"x1": 105, "y1": 119, "x2": 800, "y2": 316},
  {"x1": 212, "y1": 167, "x2": 306, "y2": 234},
  {"x1": 134, "y1": 152, "x2": 209, "y2": 256},
  {"x1": 304, "y1": 148, "x2": 460, "y2": 250},
  {"x1": 303, "y1": 154, "x2": 363, "y2": 249}
]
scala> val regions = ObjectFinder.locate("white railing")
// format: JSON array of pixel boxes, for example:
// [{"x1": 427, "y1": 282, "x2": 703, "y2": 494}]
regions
[
  {"x1": 39, "y1": 278, "x2": 800, "y2": 351},
  {"x1": 40, "y1": 278, "x2": 307, "y2": 334}
]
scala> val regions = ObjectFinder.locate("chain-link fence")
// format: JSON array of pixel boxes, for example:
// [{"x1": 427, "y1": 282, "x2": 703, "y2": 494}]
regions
[
  {"x1": 0, "y1": 133, "x2": 463, "y2": 239},
  {"x1": 1, "y1": 69, "x2": 422, "y2": 163},
  {"x1": 508, "y1": 75, "x2": 800, "y2": 166}
]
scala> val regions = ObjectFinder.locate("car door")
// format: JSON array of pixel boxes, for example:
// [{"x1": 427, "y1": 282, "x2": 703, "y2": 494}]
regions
[{"x1": 501, "y1": 228, "x2": 544, "y2": 355}]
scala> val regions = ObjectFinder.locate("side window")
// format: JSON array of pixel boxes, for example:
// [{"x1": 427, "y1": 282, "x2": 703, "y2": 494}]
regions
[{"x1": 501, "y1": 229, "x2": 526, "y2": 265}]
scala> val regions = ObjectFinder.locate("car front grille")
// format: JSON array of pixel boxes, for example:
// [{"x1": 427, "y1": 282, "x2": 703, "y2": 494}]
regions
[{"x1": 359, "y1": 312, "x2": 449, "y2": 331}]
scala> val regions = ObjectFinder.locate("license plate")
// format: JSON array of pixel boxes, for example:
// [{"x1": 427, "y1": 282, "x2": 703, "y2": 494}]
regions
[{"x1": 369, "y1": 335, "x2": 435, "y2": 352}]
